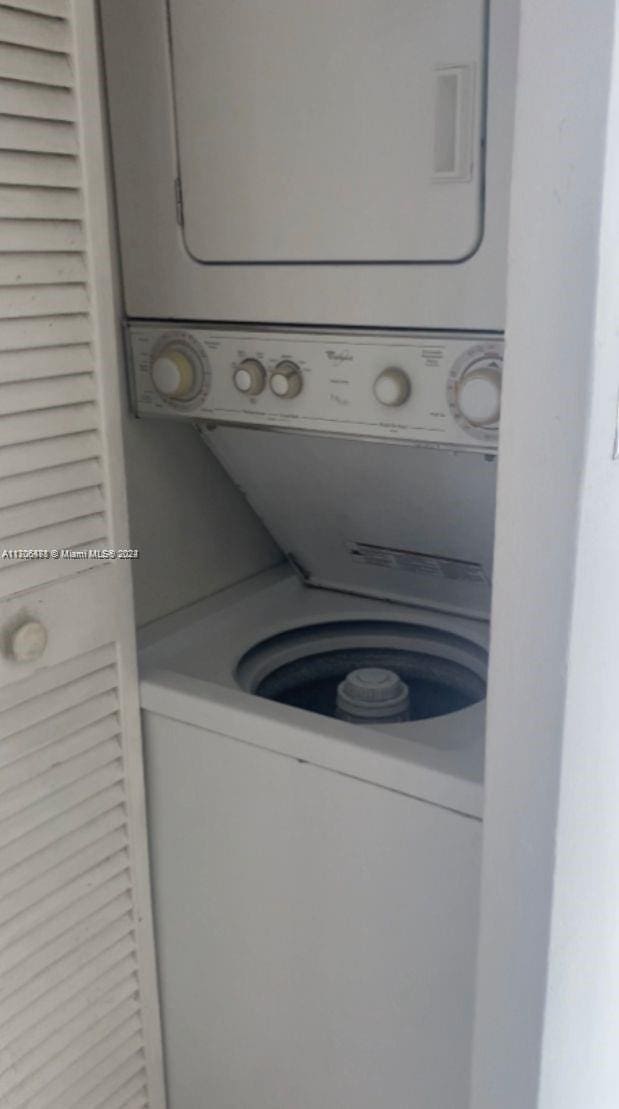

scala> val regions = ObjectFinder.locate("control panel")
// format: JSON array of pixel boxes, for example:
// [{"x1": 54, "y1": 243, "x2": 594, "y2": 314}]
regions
[{"x1": 128, "y1": 324, "x2": 503, "y2": 450}]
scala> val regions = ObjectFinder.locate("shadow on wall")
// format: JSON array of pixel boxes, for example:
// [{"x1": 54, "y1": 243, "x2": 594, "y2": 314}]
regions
[{"x1": 122, "y1": 414, "x2": 281, "y2": 626}]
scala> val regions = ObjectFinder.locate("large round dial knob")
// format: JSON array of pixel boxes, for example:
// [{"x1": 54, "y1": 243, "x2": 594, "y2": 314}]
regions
[
  {"x1": 270, "y1": 360, "x2": 303, "y2": 399},
  {"x1": 151, "y1": 347, "x2": 201, "y2": 400},
  {"x1": 234, "y1": 358, "x2": 266, "y2": 396},
  {"x1": 373, "y1": 367, "x2": 411, "y2": 407},
  {"x1": 456, "y1": 363, "x2": 502, "y2": 426}
]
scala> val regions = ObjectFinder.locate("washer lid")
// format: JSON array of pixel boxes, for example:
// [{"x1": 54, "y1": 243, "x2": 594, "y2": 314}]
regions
[
  {"x1": 169, "y1": 0, "x2": 486, "y2": 264},
  {"x1": 203, "y1": 426, "x2": 496, "y2": 619}
]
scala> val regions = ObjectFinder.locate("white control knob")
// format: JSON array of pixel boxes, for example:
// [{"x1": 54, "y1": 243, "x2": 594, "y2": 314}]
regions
[
  {"x1": 151, "y1": 347, "x2": 201, "y2": 400},
  {"x1": 10, "y1": 619, "x2": 47, "y2": 663},
  {"x1": 456, "y1": 364, "x2": 502, "y2": 426},
  {"x1": 270, "y1": 361, "x2": 303, "y2": 399},
  {"x1": 373, "y1": 367, "x2": 411, "y2": 407},
  {"x1": 234, "y1": 358, "x2": 266, "y2": 396}
]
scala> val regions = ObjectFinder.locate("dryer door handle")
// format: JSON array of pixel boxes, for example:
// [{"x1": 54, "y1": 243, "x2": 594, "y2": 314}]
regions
[{"x1": 433, "y1": 64, "x2": 476, "y2": 182}]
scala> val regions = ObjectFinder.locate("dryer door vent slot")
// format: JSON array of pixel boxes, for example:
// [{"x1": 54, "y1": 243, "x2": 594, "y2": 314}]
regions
[{"x1": 433, "y1": 65, "x2": 476, "y2": 182}]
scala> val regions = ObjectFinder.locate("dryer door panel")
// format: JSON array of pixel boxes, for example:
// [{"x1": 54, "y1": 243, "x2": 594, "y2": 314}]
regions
[{"x1": 170, "y1": 0, "x2": 487, "y2": 263}]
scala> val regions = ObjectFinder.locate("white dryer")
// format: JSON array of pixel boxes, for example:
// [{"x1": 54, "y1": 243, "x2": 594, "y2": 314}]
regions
[
  {"x1": 132, "y1": 324, "x2": 499, "y2": 1108},
  {"x1": 101, "y1": 0, "x2": 519, "y2": 329}
]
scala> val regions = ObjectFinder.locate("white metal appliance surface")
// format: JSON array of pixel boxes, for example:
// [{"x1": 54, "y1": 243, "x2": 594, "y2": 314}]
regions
[
  {"x1": 100, "y1": 0, "x2": 518, "y2": 327},
  {"x1": 128, "y1": 323, "x2": 500, "y2": 615},
  {"x1": 134, "y1": 323, "x2": 497, "y2": 1105},
  {"x1": 170, "y1": 0, "x2": 485, "y2": 265},
  {"x1": 204, "y1": 426, "x2": 497, "y2": 617},
  {"x1": 139, "y1": 567, "x2": 486, "y2": 1109},
  {"x1": 128, "y1": 324, "x2": 504, "y2": 451}
]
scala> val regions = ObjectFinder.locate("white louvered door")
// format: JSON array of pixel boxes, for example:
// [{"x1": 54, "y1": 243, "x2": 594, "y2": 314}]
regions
[{"x1": 0, "y1": 2, "x2": 166, "y2": 1107}]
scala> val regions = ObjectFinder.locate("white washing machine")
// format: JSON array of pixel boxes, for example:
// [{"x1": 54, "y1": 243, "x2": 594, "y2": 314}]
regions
[
  {"x1": 101, "y1": 0, "x2": 519, "y2": 328},
  {"x1": 132, "y1": 325, "x2": 500, "y2": 1108}
]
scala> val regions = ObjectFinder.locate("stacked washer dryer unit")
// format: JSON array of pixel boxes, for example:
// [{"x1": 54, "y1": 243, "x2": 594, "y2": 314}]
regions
[
  {"x1": 132, "y1": 335, "x2": 500, "y2": 1109},
  {"x1": 103, "y1": 0, "x2": 518, "y2": 1106}
]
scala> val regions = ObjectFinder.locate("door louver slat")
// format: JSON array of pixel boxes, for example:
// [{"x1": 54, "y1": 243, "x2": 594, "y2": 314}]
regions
[
  {"x1": 0, "y1": 429, "x2": 100, "y2": 478},
  {"x1": 0, "y1": 875, "x2": 136, "y2": 1021},
  {"x1": 0, "y1": 312, "x2": 90, "y2": 350},
  {"x1": 0, "y1": 458, "x2": 102, "y2": 509},
  {"x1": 0, "y1": 219, "x2": 83, "y2": 250},
  {"x1": 40, "y1": 1025, "x2": 145, "y2": 1109},
  {"x1": 0, "y1": 152, "x2": 80, "y2": 189},
  {"x1": 0, "y1": 763, "x2": 126, "y2": 851},
  {"x1": 0, "y1": 799, "x2": 125, "y2": 894},
  {"x1": 0, "y1": 782, "x2": 126, "y2": 875},
  {"x1": 0, "y1": 539, "x2": 109, "y2": 593},
  {"x1": 0, "y1": 943, "x2": 136, "y2": 1051},
  {"x1": 0, "y1": 1, "x2": 68, "y2": 18},
  {"x1": 0, "y1": 6, "x2": 70, "y2": 52},
  {"x1": 0, "y1": 400, "x2": 98, "y2": 444},
  {"x1": 0, "y1": 661, "x2": 117, "y2": 741},
  {"x1": 0, "y1": 116, "x2": 77, "y2": 154},
  {"x1": 0, "y1": 822, "x2": 127, "y2": 923},
  {"x1": 3, "y1": 1009, "x2": 142, "y2": 1109},
  {"x1": 1, "y1": 372, "x2": 96, "y2": 414},
  {"x1": 0, "y1": 283, "x2": 88, "y2": 318},
  {"x1": 89, "y1": 1065, "x2": 148, "y2": 1109},
  {"x1": 0, "y1": 41, "x2": 70, "y2": 85},
  {"x1": 0, "y1": 915, "x2": 134, "y2": 1034},
  {"x1": 115, "y1": 1097, "x2": 147, "y2": 1109},
  {"x1": 0, "y1": 485, "x2": 105, "y2": 541},
  {"x1": 0, "y1": 251, "x2": 86, "y2": 285},
  {"x1": 0, "y1": 709, "x2": 118, "y2": 789},
  {"x1": 0, "y1": 343, "x2": 92, "y2": 382},
  {"x1": 0, "y1": 76, "x2": 75, "y2": 120},
  {"x1": 0, "y1": 187, "x2": 83, "y2": 221},
  {"x1": 49, "y1": 1038, "x2": 146, "y2": 1109},
  {"x1": 0, "y1": 816, "x2": 127, "y2": 944},
  {"x1": 0, "y1": 646, "x2": 151, "y2": 1107},
  {"x1": 0, "y1": 512, "x2": 105, "y2": 558},
  {"x1": 0, "y1": 971, "x2": 140, "y2": 1087},
  {"x1": 0, "y1": 643, "x2": 114, "y2": 711}
]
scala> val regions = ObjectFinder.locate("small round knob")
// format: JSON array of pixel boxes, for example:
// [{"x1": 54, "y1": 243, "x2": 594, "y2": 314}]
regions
[
  {"x1": 270, "y1": 361, "x2": 303, "y2": 399},
  {"x1": 456, "y1": 364, "x2": 501, "y2": 426},
  {"x1": 151, "y1": 347, "x2": 201, "y2": 400},
  {"x1": 373, "y1": 367, "x2": 411, "y2": 407},
  {"x1": 234, "y1": 358, "x2": 266, "y2": 396},
  {"x1": 10, "y1": 620, "x2": 47, "y2": 663}
]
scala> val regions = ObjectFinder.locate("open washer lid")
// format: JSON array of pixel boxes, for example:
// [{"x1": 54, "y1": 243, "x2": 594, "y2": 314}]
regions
[
  {"x1": 203, "y1": 426, "x2": 497, "y2": 619},
  {"x1": 168, "y1": 0, "x2": 487, "y2": 264}
]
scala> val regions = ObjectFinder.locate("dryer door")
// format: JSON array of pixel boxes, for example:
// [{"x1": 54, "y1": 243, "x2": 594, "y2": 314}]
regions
[{"x1": 169, "y1": 0, "x2": 487, "y2": 263}]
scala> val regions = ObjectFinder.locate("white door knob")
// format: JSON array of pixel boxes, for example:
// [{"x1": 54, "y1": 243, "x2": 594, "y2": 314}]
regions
[
  {"x1": 456, "y1": 365, "x2": 502, "y2": 426},
  {"x1": 151, "y1": 347, "x2": 201, "y2": 400},
  {"x1": 234, "y1": 359, "x2": 266, "y2": 396},
  {"x1": 270, "y1": 361, "x2": 303, "y2": 399},
  {"x1": 10, "y1": 619, "x2": 48, "y2": 663},
  {"x1": 373, "y1": 367, "x2": 411, "y2": 407}
]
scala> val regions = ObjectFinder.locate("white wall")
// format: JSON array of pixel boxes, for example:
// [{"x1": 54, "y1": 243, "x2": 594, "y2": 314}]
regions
[
  {"x1": 120, "y1": 407, "x2": 281, "y2": 627},
  {"x1": 472, "y1": 1, "x2": 619, "y2": 1105}
]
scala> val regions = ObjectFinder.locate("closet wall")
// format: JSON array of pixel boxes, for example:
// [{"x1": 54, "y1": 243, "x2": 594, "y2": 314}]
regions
[{"x1": 119, "y1": 400, "x2": 281, "y2": 628}]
